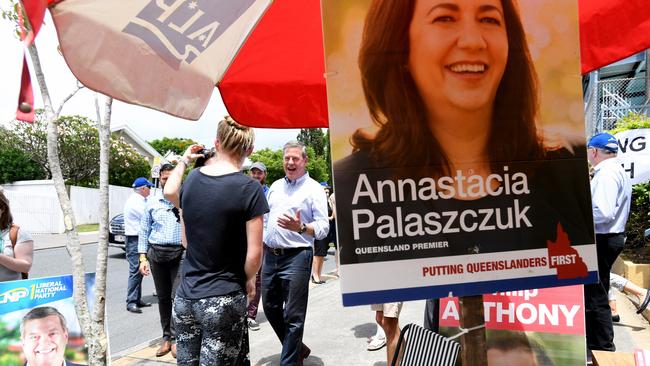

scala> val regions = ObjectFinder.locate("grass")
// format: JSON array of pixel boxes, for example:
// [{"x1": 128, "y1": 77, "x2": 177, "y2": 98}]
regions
[{"x1": 76, "y1": 223, "x2": 99, "y2": 233}]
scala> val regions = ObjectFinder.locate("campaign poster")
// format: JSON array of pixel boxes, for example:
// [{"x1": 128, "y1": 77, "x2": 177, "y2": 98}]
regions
[
  {"x1": 0, "y1": 274, "x2": 96, "y2": 366},
  {"x1": 439, "y1": 285, "x2": 586, "y2": 365},
  {"x1": 323, "y1": 0, "x2": 598, "y2": 306},
  {"x1": 614, "y1": 128, "x2": 650, "y2": 185}
]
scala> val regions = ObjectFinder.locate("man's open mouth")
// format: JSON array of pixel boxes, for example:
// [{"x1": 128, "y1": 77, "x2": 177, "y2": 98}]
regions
[{"x1": 35, "y1": 347, "x2": 56, "y2": 355}]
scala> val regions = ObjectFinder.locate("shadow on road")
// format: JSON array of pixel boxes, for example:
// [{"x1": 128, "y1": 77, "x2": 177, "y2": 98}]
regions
[
  {"x1": 351, "y1": 322, "x2": 377, "y2": 340},
  {"x1": 613, "y1": 322, "x2": 646, "y2": 331},
  {"x1": 255, "y1": 353, "x2": 325, "y2": 366},
  {"x1": 109, "y1": 252, "x2": 126, "y2": 259}
]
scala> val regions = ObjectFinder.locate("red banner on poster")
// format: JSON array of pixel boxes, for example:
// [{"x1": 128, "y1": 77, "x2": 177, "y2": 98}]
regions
[{"x1": 440, "y1": 286, "x2": 585, "y2": 335}]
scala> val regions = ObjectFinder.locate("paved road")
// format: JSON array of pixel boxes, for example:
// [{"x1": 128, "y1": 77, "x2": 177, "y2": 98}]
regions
[
  {"x1": 31, "y1": 243, "x2": 160, "y2": 355},
  {"x1": 31, "y1": 242, "x2": 650, "y2": 364}
]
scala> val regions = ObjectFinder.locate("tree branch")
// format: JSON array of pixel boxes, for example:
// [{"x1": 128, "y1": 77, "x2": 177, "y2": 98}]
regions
[{"x1": 55, "y1": 82, "x2": 85, "y2": 118}]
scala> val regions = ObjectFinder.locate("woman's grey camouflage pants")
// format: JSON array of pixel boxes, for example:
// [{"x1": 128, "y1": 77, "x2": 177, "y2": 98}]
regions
[{"x1": 173, "y1": 292, "x2": 250, "y2": 365}]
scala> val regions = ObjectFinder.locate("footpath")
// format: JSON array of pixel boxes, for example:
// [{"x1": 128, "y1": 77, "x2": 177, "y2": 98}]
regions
[
  {"x1": 110, "y1": 269, "x2": 425, "y2": 366},
  {"x1": 32, "y1": 231, "x2": 99, "y2": 251},
  {"x1": 32, "y1": 234, "x2": 650, "y2": 365},
  {"x1": 111, "y1": 279, "x2": 650, "y2": 365}
]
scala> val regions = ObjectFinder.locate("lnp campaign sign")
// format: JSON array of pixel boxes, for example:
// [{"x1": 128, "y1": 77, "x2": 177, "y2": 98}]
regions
[
  {"x1": 323, "y1": 0, "x2": 597, "y2": 306},
  {"x1": 440, "y1": 285, "x2": 586, "y2": 365},
  {"x1": 0, "y1": 274, "x2": 96, "y2": 365}
]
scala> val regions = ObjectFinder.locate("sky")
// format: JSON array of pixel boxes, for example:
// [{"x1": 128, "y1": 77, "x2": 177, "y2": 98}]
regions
[{"x1": 0, "y1": 11, "x2": 301, "y2": 150}]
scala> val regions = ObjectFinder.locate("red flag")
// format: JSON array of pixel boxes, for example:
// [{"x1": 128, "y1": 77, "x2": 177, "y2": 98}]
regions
[
  {"x1": 19, "y1": 0, "x2": 48, "y2": 44},
  {"x1": 218, "y1": 0, "x2": 328, "y2": 128},
  {"x1": 579, "y1": 0, "x2": 650, "y2": 74},
  {"x1": 49, "y1": 0, "x2": 271, "y2": 120},
  {"x1": 16, "y1": 57, "x2": 34, "y2": 123},
  {"x1": 16, "y1": 0, "x2": 49, "y2": 122}
]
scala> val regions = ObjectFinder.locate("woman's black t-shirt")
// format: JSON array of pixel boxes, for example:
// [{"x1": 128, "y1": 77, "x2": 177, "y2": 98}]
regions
[{"x1": 177, "y1": 169, "x2": 269, "y2": 299}]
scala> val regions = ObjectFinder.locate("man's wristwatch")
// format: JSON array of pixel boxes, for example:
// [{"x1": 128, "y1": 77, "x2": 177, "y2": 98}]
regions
[{"x1": 298, "y1": 223, "x2": 307, "y2": 234}]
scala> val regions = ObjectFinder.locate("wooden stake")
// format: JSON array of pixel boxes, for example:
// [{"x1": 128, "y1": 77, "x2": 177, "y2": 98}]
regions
[{"x1": 459, "y1": 295, "x2": 487, "y2": 366}]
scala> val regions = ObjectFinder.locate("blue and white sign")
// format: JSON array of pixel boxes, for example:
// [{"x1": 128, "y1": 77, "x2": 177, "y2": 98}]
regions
[
  {"x1": 615, "y1": 128, "x2": 650, "y2": 185},
  {"x1": 0, "y1": 274, "x2": 96, "y2": 365}
]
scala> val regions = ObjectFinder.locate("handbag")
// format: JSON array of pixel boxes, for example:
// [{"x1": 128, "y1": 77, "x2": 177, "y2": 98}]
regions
[
  {"x1": 9, "y1": 225, "x2": 29, "y2": 279},
  {"x1": 147, "y1": 244, "x2": 184, "y2": 263}
]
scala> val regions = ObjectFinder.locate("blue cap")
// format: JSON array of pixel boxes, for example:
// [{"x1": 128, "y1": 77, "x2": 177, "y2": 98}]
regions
[
  {"x1": 132, "y1": 177, "x2": 153, "y2": 188},
  {"x1": 588, "y1": 133, "x2": 618, "y2": 153},
  {"x1": 320, "y1": 182, "x2": 330, "y2": 188}
]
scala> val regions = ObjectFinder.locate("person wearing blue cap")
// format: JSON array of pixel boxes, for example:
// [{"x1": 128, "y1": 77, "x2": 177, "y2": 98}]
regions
[
  {"x1": 123, "y1": 177, "x2": 154, "y2": 314},
  {"x1": 584, "y1": 132, "x2": 631, "y2": 352}
]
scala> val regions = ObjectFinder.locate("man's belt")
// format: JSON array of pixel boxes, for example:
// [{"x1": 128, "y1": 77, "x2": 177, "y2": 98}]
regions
[{"x1": 264, "y1": 245, "x2": 310, "y2": 256}]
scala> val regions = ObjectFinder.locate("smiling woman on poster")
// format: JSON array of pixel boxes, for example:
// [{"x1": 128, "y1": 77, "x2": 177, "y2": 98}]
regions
[{"x1": 334, "y1": 0, "x2": 594, "y2": 263}]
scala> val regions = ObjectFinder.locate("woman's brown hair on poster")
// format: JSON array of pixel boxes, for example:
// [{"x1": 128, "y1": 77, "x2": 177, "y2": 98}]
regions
[{"x1": 352, "y1": 0, "x2": 543, "y2": 178}]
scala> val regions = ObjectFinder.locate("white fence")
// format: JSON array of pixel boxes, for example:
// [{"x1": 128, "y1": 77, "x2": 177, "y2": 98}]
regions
[{"x1": 1, "y1": 180, "x2": 133, "y2": 234}]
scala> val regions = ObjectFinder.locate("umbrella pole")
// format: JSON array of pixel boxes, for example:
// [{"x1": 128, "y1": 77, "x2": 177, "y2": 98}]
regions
[{"x1": 459, "y1": 295, "x2": 487, "y2": 365}]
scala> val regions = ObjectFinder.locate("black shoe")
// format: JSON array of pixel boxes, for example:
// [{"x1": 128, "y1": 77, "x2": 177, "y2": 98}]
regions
[
  {"x1": 612, "y1": 314, "x2": 620, "y2": 323},
  {"x1": 126, "y1": 304, "x2": 142, "y2": 313},
  {"x1": 136, "y1": 300, "x2": 152, "y2": 307},
  {"x1": 297, "y1": 344, "x2": 311, "y2": 366}
]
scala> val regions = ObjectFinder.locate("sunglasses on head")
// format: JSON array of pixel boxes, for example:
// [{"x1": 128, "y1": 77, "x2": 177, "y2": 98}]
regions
[{"x1": 168, "y1": 207, "x2": 180, "y2": 223}]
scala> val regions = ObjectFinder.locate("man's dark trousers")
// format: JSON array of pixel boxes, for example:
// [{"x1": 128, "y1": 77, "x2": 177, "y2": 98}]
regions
[
  {"x1": 262, "y1": 247, "x2": 312, "y2": 365},
  {"x1": 247, "y1": 271, "x2": 262, "y2": 319},
  {"x1": 424, "y1": 299, "x2": 440, "y2": 333},
  {"x1": 148, "y1": 245, "x2": 183, "y2": 341},
  {"x1": 585, "y1": 232, "x2": 626, "y2": 352},
  {"x1": 125, "y1": 236, "x2": 143, "y2": 306}
]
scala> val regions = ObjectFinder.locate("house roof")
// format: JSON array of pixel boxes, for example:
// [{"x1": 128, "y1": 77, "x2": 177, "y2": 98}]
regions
[{"x1": 110, "y1": 125, "x2": 162, "y2": 160}]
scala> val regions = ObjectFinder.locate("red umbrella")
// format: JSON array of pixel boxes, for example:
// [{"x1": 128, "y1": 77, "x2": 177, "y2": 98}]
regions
[
  {"x1": 578, "y1": 0, "x2": 650, "y2": 74},
  {"x1": 218, "y1": 0, "x2": 650, "y2": 128},
  {"x1": 219, "y1": 0, "x2": 327, "y2": 129},
  {"x1": 16, "y1": 0, "x2": 650, "y2": 126}
]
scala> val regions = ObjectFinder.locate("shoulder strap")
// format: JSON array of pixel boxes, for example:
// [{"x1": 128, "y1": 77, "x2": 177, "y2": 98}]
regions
[
  {"x1": 9, "y1": 225, "x2": 28, "y2": 279},
  {"x1": 9, "y1": 224, "x2": 19, "y2": 248}
]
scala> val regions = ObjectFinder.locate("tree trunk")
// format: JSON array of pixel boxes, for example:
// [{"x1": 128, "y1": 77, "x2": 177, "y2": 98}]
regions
[
  {"x1": 90, "y1": 95, "x2": 112, "y2": 362},
  {"x1": 26, "y1": 43, "x2": 104, "y2": 364},
  {"x1": 459, "y1": 295, "x2": 486, "y2": 366}
]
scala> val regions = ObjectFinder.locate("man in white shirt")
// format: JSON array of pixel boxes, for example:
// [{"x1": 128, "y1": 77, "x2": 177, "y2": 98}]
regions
[
  {"x1": 584, "y1": 132, "x2": 631, "y2": 352},
  {"x1": 124, "y1": 177, "x2": 153, "y2": 314},
  {"x1": 262, "y1": 141, "x2": 329, "y2": 366}
]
